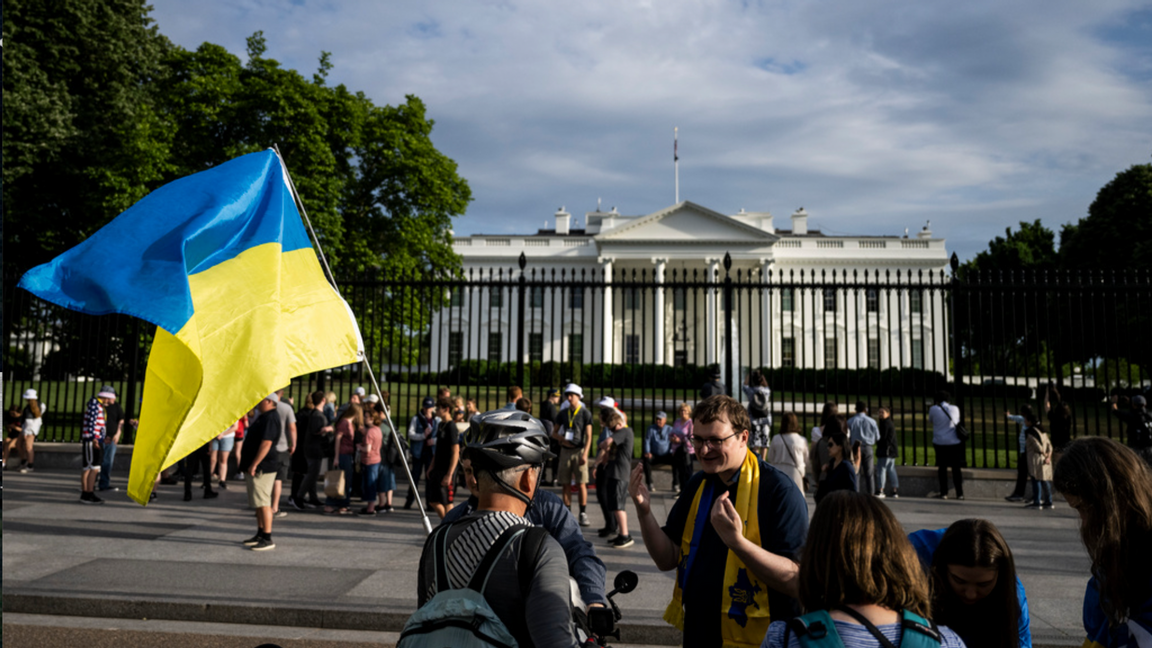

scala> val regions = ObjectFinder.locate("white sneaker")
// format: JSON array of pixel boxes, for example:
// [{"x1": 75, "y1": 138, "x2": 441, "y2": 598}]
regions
[
  {"x1": 876, "y1": 493, "x2": 886, "y2": 499},
  {"x1": 578, "y1": 512, "x2": 590, "y2": 527}
]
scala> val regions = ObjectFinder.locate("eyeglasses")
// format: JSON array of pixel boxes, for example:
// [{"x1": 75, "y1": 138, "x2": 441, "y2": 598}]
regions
[{"x1": 690, "y1": 431, "x2": 739, "y2": 450}]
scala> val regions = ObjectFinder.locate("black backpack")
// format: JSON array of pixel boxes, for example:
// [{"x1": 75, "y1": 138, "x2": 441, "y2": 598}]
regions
[{"x1": 749, "y1": 390, "x2": 770, "y2": 420}]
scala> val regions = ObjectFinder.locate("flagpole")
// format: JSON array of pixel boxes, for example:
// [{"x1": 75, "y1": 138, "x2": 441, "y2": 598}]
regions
[
  {"x1": 272, "y1": 144, "x2": 435, "y2": 536},
  {"x1": 674, "y1": 126, "x2": 679, "y2": 204}
]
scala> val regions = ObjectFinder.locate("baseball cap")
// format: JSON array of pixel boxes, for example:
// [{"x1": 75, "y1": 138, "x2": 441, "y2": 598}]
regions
[
  {"x1": 364, "y1": 394, "x2": 380, "y2": 404},
  {"x1": 547, "y1": 388, "x2": 560, "y2": 398},
  {"x1": 354, "y1": 386, "x2": 367, "y2": 397},
  {"x1": 422, "y1": 397, "x2": 436, "y2": 409},
  {"x1": 563, "y1": 383, "x2": 583, "y2": 398},
  {"x1": 1134, "y1": 395, "x2": 1147, "y2": 407},
  {"x1": 265, "y1": 393, "x2": 280, "y2": 403},
  {"x1": 22, "y1": 389, "x2": 38, "y2": 400},
  {"x1": 97, "y1": 385, "x2": 117, "y2": 399},
  {"x1": 656, "y1": 411, "x2": 668, "y2": 419}
]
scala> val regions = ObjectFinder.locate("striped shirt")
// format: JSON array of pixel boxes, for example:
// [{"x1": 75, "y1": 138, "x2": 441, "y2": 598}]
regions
[
  {"x1": 81, "y1": 398, "x2": 105, "y2": 442},
  {"x1": 763, "y1": 619, "x2": 968, "y2": 648},
  {"x1": 425, "y1": 510, "x2": 525, "y2": 598}
]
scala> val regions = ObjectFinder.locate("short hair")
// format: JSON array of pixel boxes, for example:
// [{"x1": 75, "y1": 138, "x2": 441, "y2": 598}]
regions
[
  {"x1": 800, "y1": 490, "x2": 931, "y2": 618},
  {"x1": 507, "y1": 386, "x2": 523, "y2": 402},
  {"x1": 310, "y1": 391, "x2": 326, "y2": 406},
  {"x1": 1021, "y1": 404, "x2": 1035, "y2": 419},
  {"x1": 855, "y1": 401, "x2": 867, "y2": 413},
  {"x1": 693, "y1": 395, "x2": 750, "y2": 436},
  {"x1": 603, "y1": 409, "x2": 624, "y2": 429},
  {"x1": 436, "y1": 397, "x2": 453, "y2": 412},
  {"x1": 515, "y1": 397, "x2": 532, "y2": 414},
  {"x1": 678, "y1": 402, "x2": 692, "y2": 415},
  {"x1": 750, "y1": 369, "x2": 768, "y2": 387},
  {"x1": 437, "y1": 386, "x2": 451, "y2": 398},
  {"x1": 475, "y1": 464, "x2": 534, "y2": 493},
  {"x1": 877, "y1": 406, "x2": 890, "y2": 416},
  {"x1": 935, "y1": 390, "x2": 951, "y2": 404}
]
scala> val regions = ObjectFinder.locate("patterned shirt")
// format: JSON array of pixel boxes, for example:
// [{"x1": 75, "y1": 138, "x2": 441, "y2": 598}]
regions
[{"x1": 81, "y1": 398, "x2": 106, "y2": 442}]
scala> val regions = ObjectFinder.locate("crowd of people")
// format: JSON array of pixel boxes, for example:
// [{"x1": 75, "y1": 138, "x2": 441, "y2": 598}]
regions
[{"x1": 7, "y1": 377, "x2": 1152, "y2": 648}]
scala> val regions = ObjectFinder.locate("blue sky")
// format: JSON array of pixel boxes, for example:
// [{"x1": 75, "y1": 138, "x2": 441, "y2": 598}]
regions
[{"x1": 150, "y1": 0, "x2": 1152, "y2": 261}]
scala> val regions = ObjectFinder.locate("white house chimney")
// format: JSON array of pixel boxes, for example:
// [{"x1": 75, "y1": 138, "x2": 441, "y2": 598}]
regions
[
  {"x1": 555, "y1": 207, "x2": 571, "y2": 235},
  {"x1": 791, "y1": 208, "x2": 808, "y2": 236},
  {"x1": 917, "y1": 220, "x2": 932, "y2": 239}
]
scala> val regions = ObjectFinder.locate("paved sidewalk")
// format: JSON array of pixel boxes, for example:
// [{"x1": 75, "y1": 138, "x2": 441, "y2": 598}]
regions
[{"x1": 2, "y1": 467, "x2": 1087, "y2": 646}]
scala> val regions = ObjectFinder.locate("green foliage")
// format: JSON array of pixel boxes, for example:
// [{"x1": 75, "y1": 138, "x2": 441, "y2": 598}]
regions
[
  {"x1": 1060, "y1": 162, "x2": 1152, "y2": 271},
  {"x1": 960, "y1": 219, "x2": 1058, "y2": 278}
]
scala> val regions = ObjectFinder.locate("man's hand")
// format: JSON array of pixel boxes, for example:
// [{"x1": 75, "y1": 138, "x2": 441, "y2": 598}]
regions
[
  {"x1": 628, "y1": 462, "x2": 651, "y2": 515},
  {"x1": 644, "y1": 452, "x2": 652, "y2": 459},
  {"x1": 441, "y1": 474, "x2": 451, "y2": 487},
  {"x1": 579, "y1": 454, "x2": 587, "y2": 466},
  {"x1": 249, "y1": 465, "x2": 258, "y2": 477},
  {"x1": 710, "y1": 490, "x2": 744, "y2": 548}
]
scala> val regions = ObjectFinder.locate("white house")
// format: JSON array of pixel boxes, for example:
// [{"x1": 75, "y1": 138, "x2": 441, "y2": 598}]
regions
[{"x1": 435, "y1": 201, "x2": 951, "y2": 375}]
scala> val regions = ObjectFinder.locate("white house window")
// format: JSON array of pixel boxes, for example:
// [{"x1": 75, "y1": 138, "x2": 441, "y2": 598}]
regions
[
  {"x1": 624, "y1": 288, "x2": 640, "y2": 311},
  {"x1": 781, "y1": 288, "x2": 794, "y2": 312},
  {"x1": 782, "y1": 337, "x2": 796, "y2": 368},
  {"x1": 568, "y1": 334, "x2": 584, "y2": 364},
  {"x1": 674, "y1": 288, "x2": 686, "y2": 311},
  {"x1": 866, "y1": 288, "x2": 879, "y2": 313},
  {"x1": 529, "y1": 332, "x2": 543, "y2": 362},
  {"x1": 569, "y1": 289, "x2": 584, "y2": 309},
  {"x1": 912, "y1": 338, "x2": 924, "y2": 369},
  {"x1": 625, "y1": 335, "x2": 640, "y2": 364},
  {"x1": 823, "y1": 288, "x2": 837, "y2": 312},
  {"x1": 450, "y1": 287, "x2": 463, "y2": 308},
  {"x1": 487, "y1": 332, "x2": 502, "y2": 362},
  {"x1": 530, "y1": 286, "x2": 544, "y2": 308},
  {"x1": 910, "y1": 289, "x2": 924, "y2": 315},
  {"x1": 867, "y1": 337, "x2": 879, "y2": 369},
  {"x1": 824, "y1": 336, "x2": 837, "y2": 369},
  {"x1": 448, "y1": 331, "x2": 463, "y2": 366},
  {"x1": 489, "y1": 289, "x2": 503, "y2": 309}
]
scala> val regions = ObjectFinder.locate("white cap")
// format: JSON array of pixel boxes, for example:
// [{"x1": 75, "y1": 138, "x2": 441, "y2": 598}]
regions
[
  {"x1": 354, "y1": 386, "x2": 367, "y2": 396},
  {"x1": 364, "y1": 394, "x2": 380, "y2": 404},
  {"x1": 563, "y1": 383, "x2": 583, "y2": 398},
  {"x1": 265, "y1": 393, "x2": 280, "y2": 403},
  {"x1": 23, "y1": 389, "x2": 38, "y2": 400},
  {"x1": 596, "y1": 396, "x2": 616, "y2": 409}
]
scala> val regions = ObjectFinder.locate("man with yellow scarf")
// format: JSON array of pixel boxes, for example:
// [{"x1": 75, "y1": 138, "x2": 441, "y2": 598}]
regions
[{"x1": 629, "y1": 395, "x2": 808, "y2": 648}]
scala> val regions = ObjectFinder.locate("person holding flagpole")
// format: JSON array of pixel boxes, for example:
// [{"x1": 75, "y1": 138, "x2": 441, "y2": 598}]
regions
[{"x1": 629, "y1": 394, "x2": 808, "y2": 647}]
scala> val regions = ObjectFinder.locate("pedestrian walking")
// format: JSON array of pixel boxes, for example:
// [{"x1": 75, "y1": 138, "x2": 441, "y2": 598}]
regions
[
  {"x1": 928, "y1": 390, "x2": 965, "y2": 500},
  {"x1": 1055, "y1": 437, "x2": 1152, "y2": 647},
  {"x1": 426, "y1": 398, "x2": 460, "y2": 519},
  {"x1": 875, "y1": 406, "x2": 900, "y2": 498},
  {"x1": 209, "y1": 421, "x2": 237, "y2": 491}
]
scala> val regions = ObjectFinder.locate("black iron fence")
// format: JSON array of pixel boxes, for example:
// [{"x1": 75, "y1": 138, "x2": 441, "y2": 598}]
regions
[{"x1": 5, "y1": 257, "x2": 1151, "y2": 469}]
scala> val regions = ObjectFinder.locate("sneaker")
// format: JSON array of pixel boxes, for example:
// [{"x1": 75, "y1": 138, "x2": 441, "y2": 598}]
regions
[
  {"x1": 235, "y1": 473, "x2": 245, "y2": 482},
  {"x1": 578, "y1": 512, "x2": 590, "y2": 527},
  {"x1": 956, "y1": 495, "x2": 965, "y2": 501},
  {"x1": 1005, "y1": 495, "x2": 1024, "y2": 502},
  {"x1": 358, "y1": 507, "x2": 377, "y2": 516},
  {"x1": 97, "y1": 486, "x2": 120, "y2": 492},
  {"x1": 1042, "y1": 503, "x2": 1054, "y2": 510},
  {"x1": 646, "y1": 484, "x2": 656, "y2": 492},
  {"x1": 892, "y1": 491, "x2": 899, "y2": 499},
  {"x1": 183, "y1": 491, "x2": 193, "y2": 502},
  {"x1": 250, "y1": 537, "x2": 276, "y2": 551},
  {"x1": 79, "y1": 493, "x2": 94, "y2": 504},
  {"x1": 149, "y1": 492, "x2": 157, "y2": 501},
  {"x1": 290, "y1": 497, "x2": 305, "y2": 511},
  {"x1": 933, "y1": 493, "x2": 948, "y2": 500},
  {"x1": 876, "y1": 493, "x2": 886, "y2": 499},
  {"x1": 1024, "y1": 502, "x2": 1041, "y2": 509},
  {"x1": 218, "y1": 481, "x2": 228, "y2": 490},
  {"x1": 242, "y1": 535, "x2": 262, "y2": 547},
  {"x1": 597, "y1": 527, "x2": 617, "y2": 538},
  {"x1": 383, "y1": 505, "x2": 394, "y2": 513},
  {"x1": 19, "y1": 466, "x2": 29, "y2": 474},
  {"x1": 610, "y1": 535, "x2": 635, "y2": 549},
  {"x1": 274, "y1": 510, "x2": 288, "y2": 518},
  {"x1": 204, "y1": 490, "x2": 219, "y2": 500},
  {"x1": 90, "y1": 493, "x2": 105, "y2": 504}
]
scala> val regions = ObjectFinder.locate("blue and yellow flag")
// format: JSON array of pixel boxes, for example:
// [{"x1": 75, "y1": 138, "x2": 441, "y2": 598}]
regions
[{"x1": 19, "y1": 150, "x2": 363, "y2": 504}]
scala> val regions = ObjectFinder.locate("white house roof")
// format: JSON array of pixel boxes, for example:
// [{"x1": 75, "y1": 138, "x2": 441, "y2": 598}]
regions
[{"x1": 595, "y1": 201, "x2": 777, "y2": 244}]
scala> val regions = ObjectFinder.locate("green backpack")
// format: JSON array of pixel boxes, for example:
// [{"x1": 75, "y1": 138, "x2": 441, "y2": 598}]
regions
[{"x1": 785, "y1": 608, "x2": 943, "y2": 648}]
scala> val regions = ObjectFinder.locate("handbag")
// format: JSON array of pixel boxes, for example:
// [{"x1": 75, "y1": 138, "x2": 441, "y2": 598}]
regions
[
  {"x1": 324, "y1": 465, "x2": 346, "y2": 498},
  {"x1": 944, "y1": 404, "x2": 970, "y2": 442}
]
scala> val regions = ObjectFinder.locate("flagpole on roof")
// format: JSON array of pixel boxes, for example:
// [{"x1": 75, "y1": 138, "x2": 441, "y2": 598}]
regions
[
  {"x1": 272, "y1": 144, "x2": 435, "y2": 536},
  {"x1": 674, "y1": 126, "x2": 679, "y2": 204}
]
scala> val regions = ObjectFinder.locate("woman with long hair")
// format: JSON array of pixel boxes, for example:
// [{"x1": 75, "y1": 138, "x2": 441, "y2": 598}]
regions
[
  {"x1": 910, "y1": 519, "x2": 1031, "y2": 648},
  {"x1": 808, "y1": 404, "x2": 845, "y2": 492},
  {"x1": 767, "y1": 412, "x2": 807, "y2": 492},
  {"x1": 814, "y1": 431, "x2": 857, "y2": 505},
  {"x1": 324, "y1": 402, "x2": 363, "y2": 515},
  {"x1": 1055, "y1": 437, "x2": 1152, "y2": 647},
  {"x1": 762, "y1": 490, "x2": 965, "y2": 647},
  {"x1": 743, "y1": 370, "x2": 772, "y2": 460},
  {"x1": 671, "y1": 402, "x2": 694, "y2": 488}
]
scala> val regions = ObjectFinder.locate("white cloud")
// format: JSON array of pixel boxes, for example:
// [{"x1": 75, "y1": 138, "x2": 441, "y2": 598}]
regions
[{"x1": 150, "y1": 0, "x2": 1152, "y2": 258}]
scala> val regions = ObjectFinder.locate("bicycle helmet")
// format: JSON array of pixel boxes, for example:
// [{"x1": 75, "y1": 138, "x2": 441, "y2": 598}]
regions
[{"x1": 466, "y1": 409, "x2": 555, "y2": 471}]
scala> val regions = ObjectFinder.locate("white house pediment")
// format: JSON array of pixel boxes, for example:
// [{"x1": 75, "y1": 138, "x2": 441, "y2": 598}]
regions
[{"x1": 594, "y1": 201, "x2": 778, "y2": 245}]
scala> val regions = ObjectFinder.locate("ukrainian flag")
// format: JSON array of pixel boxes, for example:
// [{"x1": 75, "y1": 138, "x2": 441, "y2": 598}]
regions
[{"x1": 18, "y1": 150, "x2": 364, "y2": 504}]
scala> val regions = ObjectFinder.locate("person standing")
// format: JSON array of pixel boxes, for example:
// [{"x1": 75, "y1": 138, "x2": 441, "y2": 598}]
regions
[
  {"x1": 671, "y1": 402, "x2": 695, "y2": 489},
  {"x1": 404, "y1": 397, "x2": 437, "y2": 509},
  {"x1": 742, "y1": 370, "x2": 772, "y2": 461},
  {"x1": 17, "y1": 389, "x2": 44, "y2": 473},
  {"x1": 426, "y1": 398, "x2": 460, "y2": 519},
  {"x1": 96, "y1": 387, "x2": 124, "y2": 491},
  {"x1": 629, "y1": 395, "x2": 808, "y2": 647},
  {"x1": 874, "y1": 406, "x2": 900, "y2": 498},
  {"x1": 325, "y1": 403, "x2": 361, "y2": 515},
  {"x1": 239, "y1": 395, "x2": 283, "y2": 551},
  {"x1": 700, "y1": 367, "x2": 726, "y2": 399},
  {"x1": 552, "y1": 383, "x2": 594, "y2": 526},
  {"x1": 271, "y1": 389, "x2": 297, "y2": 518},
  {"x1": 929, "y1": 390, "x2": 965, "y2": 500},
  {"x1": 294, "y1": 391, "x2": 332, "y2": 509},
  {"x1": 1055, "y1": 437, "x2": 1152, "y2": 647},
  {"x1": 1110, "y1": 394, "x2": 1152, "y2": 467},
  {"x1": 210, "y1": 421, "x2": 237, "y2": 491},
  {"x1": 540, "y1": 388, "x2": 562, "y2": 484},
  {"x1": 815, "y1": 431, "x2": 858, "y2": 505},
  {"x1": 1045, "y1": 385, "x2": 1073, "y2": 457},
  {"x1": 766, "y1": 412, "x2": 807, "y2": 494},
  {"x1": 1023, "y1": 414, "x2": 1054, "y2": 510},
  {"x1": 1004, "y1": 405, "x2": 1035, "y2": 503},
  {"x1": 846, "y1": 402, "x2": 879, "y2": 495},
  {"x1": 358, "y1": 403, "x2": 388, "y2": 515},
  {"x1": 595, "y1": 408, "x2": 635, "y2": 548},
  {"x1": 79, "y1": 387, "x2": 110, "y2": 504}
]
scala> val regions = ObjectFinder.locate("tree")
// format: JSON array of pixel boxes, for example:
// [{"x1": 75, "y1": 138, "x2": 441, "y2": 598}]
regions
[
  {"x1": 1060, "y1": 161, "x2": 1152, "y2": 271},
  {"x1": 960, "y1": 219, "x2": 1058, "y2": 278}
]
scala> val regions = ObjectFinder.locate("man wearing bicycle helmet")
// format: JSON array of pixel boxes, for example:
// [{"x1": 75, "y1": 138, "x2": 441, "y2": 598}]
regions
[{"x1": 416, "y1": 409, "x2": 580, "y2": 648}]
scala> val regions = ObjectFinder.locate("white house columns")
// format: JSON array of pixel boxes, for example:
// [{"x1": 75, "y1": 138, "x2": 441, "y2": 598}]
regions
[
  {"x1": 706, "y1": 257, "x2": 720, "y2": 366},
  {"x1": 599, "y1": 256, "x2": 615, "y2": 363},
  {"x1": 652, "y1": 257, "x2": 667, "y2": 365},
  {"x1": 760, "y1": 258, "x2": 773, "y2": 368}
]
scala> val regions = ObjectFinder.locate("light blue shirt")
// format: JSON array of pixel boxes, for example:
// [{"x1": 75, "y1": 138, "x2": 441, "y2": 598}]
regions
[
  {"x1": 644, "y1": 423, "x2": 674, "y2": 455},
  {"x1": 847, "y1": 413, "x2": 880, "y2": 446},
  {"x1": 1007, "y1": 414, "x2": 1027, "y2": 453}
]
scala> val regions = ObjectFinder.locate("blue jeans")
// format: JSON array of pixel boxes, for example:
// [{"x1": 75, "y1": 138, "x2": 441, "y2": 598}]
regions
[
  {"x1": 99, "y1": 440, "x2": 116, "y2": 490},
  {"x1": 325, "y1": 454, "x2": 354, "y2": 508},
  {"x1": 876, "y1": 456, "x2": 899, "y2": 492},
  {"x1": 1031, "y1": 478, "x2": 1052, "y2": 506},
  {"x1": 363, "y1": 462, "x2": 396, "y2": 501}
]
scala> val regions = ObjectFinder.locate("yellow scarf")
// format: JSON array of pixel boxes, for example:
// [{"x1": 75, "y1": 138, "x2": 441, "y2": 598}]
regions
[{"x1": 663, "y1": 449, "x2": 770, "y2": 648}]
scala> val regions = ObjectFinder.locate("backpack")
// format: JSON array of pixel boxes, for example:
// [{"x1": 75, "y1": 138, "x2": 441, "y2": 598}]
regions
[
  {"x1": 398, "y1": 522, "x2": 550, "y2": 648},
  {"x1": 749, "y1": 389, "x2": 770, "y2": 420},
  {"x1": 784, "y1": 608, "x2": 942, "y2": 648}
]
